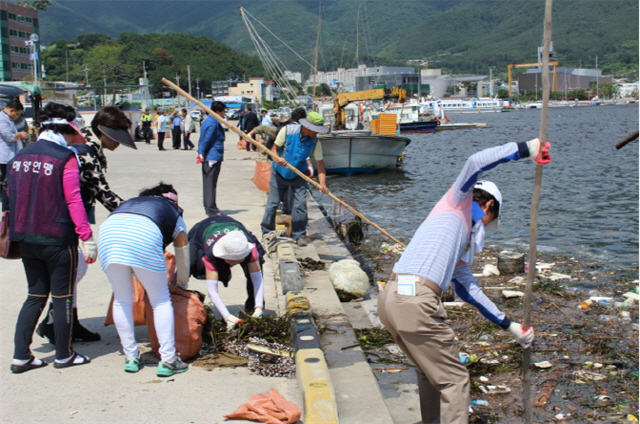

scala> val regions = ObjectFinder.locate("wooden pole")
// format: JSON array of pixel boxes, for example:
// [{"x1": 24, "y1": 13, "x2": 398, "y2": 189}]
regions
[
  {"x1": 523, "y1": 1, "x2": 553, "y2": 422},
  {"x1": 161, "y1": 77, "x2": 406, "y2": 247},
  {"x1": 615, "y1": 130, "x2": 639, "y2": 150}
]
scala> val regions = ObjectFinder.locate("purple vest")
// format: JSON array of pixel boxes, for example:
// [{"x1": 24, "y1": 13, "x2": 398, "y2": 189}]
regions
[{"x1": 8, "y1": 140, "x2": 78, "y2": 246}]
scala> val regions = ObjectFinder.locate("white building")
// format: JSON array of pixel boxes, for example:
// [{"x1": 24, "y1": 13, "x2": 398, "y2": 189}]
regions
[
  {"x1": 284, "y1": 70, "x2": 302, "y2": 84},
  {"x1": 617, "y1": 82, "x2": 639, "y2": 99}
]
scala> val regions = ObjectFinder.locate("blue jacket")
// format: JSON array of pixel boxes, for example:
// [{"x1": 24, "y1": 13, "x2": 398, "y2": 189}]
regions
[{"x1": 198, "y1": 115, "x2": 225, "y2": 162}]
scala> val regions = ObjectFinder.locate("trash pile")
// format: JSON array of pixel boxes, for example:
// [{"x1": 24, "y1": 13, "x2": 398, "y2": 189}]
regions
[{"x1": 195, "y1": 306, "x2": 295, "y2": 378}]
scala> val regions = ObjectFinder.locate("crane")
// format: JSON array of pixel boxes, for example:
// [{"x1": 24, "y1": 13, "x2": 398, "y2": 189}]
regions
[{"x1": 333, "y1": 87, "x2": 406, "y2": 130}]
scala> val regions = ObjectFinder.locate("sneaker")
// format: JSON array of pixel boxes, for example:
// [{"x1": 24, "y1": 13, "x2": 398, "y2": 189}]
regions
[
  {"x1": 124, "y1": 357, "x2": 141, "y2": 373},
  {"x1": 296, "y1": 238, "x2": 308, "y2": 247},
  {"x1": 156, "y1": 357, "x2": 188, "y2": 377}
]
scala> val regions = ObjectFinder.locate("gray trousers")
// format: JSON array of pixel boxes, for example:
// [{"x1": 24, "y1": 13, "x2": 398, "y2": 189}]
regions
[
  {"x1": 260, "y1": 170, "x2": 308, "y2": 240},
  {"x1": 202, "y1": 161, "x2": 222, "y2": 216},
  {"x1": 378, "y1": 278, "x2": 470, "y2": 424}
]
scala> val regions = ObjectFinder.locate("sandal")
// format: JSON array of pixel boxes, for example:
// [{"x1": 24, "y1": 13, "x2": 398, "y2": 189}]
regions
[
  {"x1": 10, "y1": 356, "x2": 48, "y2": 374},
  {"x1": 53, "y1": 352, "x2": 91, "y2": 369}
]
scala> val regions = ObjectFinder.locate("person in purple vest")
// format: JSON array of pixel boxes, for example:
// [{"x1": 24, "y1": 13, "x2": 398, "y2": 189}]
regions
[
  {"x1": 36, "y1": 106, "x2": 137, "y2": 345},
  {"x1": 98, "y1": 182, "x2": 190, "y2": 376},
  {"x1": 6, "y1": 102, "x2": 97, "y2": 373}
]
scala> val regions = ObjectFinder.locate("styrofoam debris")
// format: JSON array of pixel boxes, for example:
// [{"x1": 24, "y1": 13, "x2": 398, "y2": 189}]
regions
[
  {"x1": 535, "y1": 262, "x2": 556, "y2": 270},
  {"x1": 502, "y1": 290, "x2": 525, "y2": 299},
  {"x1": 507, "y1": 276, "x2": 525, "y2": 285},
  {"x1": 534, "y1": 361, "x2": 553, "y2": 369},
  {"x1": 623, "y1": 292, "x2": 639, "y2": 302},
  {"x1": 479, "y1": 376, "x2": 489, "y2": 382},
  {"x1": 443, "y1": 302, "x2": 467, "y2": 308},
  {"x1": 546, "y1": 272, "x2": 572, "y2": 281},
  {"x1": 482, "y1": 264, "x2": 500, "y2": 277}
]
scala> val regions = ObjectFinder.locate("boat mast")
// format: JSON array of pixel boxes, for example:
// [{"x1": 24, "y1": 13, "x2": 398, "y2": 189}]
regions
[{"x1": 312, "y1": 4, "x2": 321, "y2": 105}]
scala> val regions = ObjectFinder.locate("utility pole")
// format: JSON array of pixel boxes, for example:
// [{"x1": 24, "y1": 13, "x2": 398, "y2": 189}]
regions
[
  {"x1": 84, "y1": 65, "x2": 89, "y2": 87},
  {"x1": 596, "y1": 55, "x2": 600, "y2": 100},
  {"x1": 196, "y1": 78, "x2": 200, "y2": 100},
  {"x1": 175, "y1": 73, "x2": 180, "y2": 107},
  {"x1": 65, "y1": 49, "x2": 69, "y2": 82},
  {"x1": 489, "y1": 67, "x2": 493, "y2": 96},
  {"x1": 187, "y1": 65, "x2": 192, "y2": 98}
]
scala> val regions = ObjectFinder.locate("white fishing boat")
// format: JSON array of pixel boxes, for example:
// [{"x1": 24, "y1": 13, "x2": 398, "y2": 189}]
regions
[
  {"x1": 318, "y1": 130, "x2": 411, "y2": 176},
  {"x1": 420, "y1": 97, "x2": 507, "y2": 114}
]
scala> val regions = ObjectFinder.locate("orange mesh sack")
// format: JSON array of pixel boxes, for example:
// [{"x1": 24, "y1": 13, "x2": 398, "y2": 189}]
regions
[
  {"x1": 145, "y1": 284, "x2": 207, "y2": 361},
  {"x1": 251, "y1": 160, "x2": 272, "y2": 193},
  {"x1": 104, "y1": 275, "x2": 146, "y2": 326},
  {"x1": 224, "y1": 388, "x2": 302, "y2": 424}
]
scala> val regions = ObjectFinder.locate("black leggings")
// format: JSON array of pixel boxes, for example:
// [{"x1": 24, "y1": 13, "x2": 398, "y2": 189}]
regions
[{"x1": 14, "y1": 243, "x2": 77, "y2": 360}]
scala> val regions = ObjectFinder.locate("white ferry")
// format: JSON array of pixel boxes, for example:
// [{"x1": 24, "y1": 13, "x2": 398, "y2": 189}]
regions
[{"x1": 419, "y1": 97, "x2": 507, "y2": 114}]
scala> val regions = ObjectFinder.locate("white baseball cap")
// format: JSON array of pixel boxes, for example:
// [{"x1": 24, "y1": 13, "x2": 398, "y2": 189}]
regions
[
  {"x1": 212, "y1": 231, "x2": 255, "y2": 261},
  {"x1": 474, "y1": 180, "x2": 502, "y2": 231}
]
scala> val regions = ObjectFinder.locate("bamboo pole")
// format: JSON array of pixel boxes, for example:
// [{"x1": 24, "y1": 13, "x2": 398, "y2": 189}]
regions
[
  {"x1": 161, "y1": 77, "x2": 406, "y2": 247},
  {"x1": 523, "y1": 1, "x2": 553, "y2": 422}
]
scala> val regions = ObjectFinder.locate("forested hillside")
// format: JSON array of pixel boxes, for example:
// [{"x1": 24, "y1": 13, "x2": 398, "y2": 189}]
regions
[
  {"x1": 41, "y1": 33, "x2": 264, "y2": 95},
  {"x1": 34, "y1": 0, "x2": 638, "y2": 79}
]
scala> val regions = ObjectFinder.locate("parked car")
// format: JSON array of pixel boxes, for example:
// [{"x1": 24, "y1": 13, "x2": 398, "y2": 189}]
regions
[{"x1": 188, "y1": 110, "x2": 201, "y2": 122}]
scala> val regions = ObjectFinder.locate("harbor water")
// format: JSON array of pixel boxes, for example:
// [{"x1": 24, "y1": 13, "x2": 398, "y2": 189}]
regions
[{"x1": 318, "y1": 104, "x2": 639, "y2": 270}]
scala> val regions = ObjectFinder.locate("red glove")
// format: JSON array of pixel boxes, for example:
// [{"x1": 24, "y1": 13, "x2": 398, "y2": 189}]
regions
[
  {"x1": 196, "y1": 156, "x2": 203, "y2": 164},
  {"x1": 536, "y1": 141, "x2": 552, "y2": 165},
  {"x1": 528, "y1": 138, "x2": 552, "y2": 165},
  {"x1": 307, "y1": 167, "x2": 314, "y2": 178}
]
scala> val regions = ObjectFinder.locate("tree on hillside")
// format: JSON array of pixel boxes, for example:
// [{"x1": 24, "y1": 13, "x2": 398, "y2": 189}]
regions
[
  {"x1": 16, "y1": 0, "x2": 50, "y2": 10},
  {"x1": 77, "y1": 34, "x2": 112, "y2": 50},
  {"x1": 86, "y1": 44, "x2": 135, "y2": 103}
]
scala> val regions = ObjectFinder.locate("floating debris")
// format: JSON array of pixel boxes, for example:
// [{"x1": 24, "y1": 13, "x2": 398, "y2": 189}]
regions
[
  {"x1": 534, "y1": 361, "x2": 553, "y2": 369},
  {"x1": 502, "y1": 290, "x2": 525, "y2": 299}
]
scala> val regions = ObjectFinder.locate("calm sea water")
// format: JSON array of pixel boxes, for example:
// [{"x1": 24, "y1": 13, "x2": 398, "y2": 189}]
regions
[{"x1": 318, "y1": 104, "x2": 639, "y2": 270}]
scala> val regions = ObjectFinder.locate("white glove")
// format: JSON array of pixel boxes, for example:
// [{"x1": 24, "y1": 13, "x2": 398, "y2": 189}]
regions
[
  {"x1": 81, "y1": 238, "x2": 97, "y2": 264},
  {"x1": 174, "y1": 245, "x2": 189, "y2": 289},
  {"x1": 508, "y1": 322, "x2": 534, "y2": 348},
  {"x1": 251, "y1": 307, "x2": 263, "y2": 318},
  {"x1": 225, "y1": 314, "x2": 242, "y2": 331}
]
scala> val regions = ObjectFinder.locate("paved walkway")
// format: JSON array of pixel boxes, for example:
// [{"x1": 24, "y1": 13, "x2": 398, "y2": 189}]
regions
[{"x1": 0, "y1": 125, "x2": 299, "y2": 423}]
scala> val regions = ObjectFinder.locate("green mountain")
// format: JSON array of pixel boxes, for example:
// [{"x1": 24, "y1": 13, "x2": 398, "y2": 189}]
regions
[{"x1": 33, "y1": 0, "x2": 638, "y2": 78}]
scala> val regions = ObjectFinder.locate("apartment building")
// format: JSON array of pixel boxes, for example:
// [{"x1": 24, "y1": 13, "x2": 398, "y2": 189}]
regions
[{"x1": 0, "y1": 1, "x2": 39, "y2": 81}]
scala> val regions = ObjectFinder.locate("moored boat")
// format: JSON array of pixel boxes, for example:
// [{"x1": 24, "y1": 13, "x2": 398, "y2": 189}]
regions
[{"x1": 318, "y1": 130, "x2": 411, "y2": 176}]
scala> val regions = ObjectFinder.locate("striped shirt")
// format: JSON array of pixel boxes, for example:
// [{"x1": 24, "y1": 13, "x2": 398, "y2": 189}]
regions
[
  {"x1": 98, "y1": 213, "x2": 187, "y2": 272},
  {"x1": 393, "y1": 141, "x2": 530, "y2": 328}
]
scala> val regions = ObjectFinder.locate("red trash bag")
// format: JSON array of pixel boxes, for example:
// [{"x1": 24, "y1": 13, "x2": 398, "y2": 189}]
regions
[
  {"x1": 252, "y1": 160, "x2": 271, "y2": 193},
  {"x1": 224, "y1": 388, "x2": 302, "y2": 424},
  {"x1": 145, "y1": 284, "x2": 207, "y2": 361}
]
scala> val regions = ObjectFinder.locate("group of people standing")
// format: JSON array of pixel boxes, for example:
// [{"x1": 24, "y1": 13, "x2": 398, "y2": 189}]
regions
[
  {"x1": 2, "y1": 101, "x2": 265, "y2": 378},
  {"x1": 140, "y1": 107, "x2": 196, "y2": 151}
]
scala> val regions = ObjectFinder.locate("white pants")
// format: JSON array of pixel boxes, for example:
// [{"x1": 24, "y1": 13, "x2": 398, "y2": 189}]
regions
[{"x1": 104, "y1": 264, "x2": 176, "y2": 362}]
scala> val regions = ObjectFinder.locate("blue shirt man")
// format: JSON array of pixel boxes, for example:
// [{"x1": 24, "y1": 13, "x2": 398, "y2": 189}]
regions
[{"x1": 197, "y1": 102, "x2": 227, "y2": 216}]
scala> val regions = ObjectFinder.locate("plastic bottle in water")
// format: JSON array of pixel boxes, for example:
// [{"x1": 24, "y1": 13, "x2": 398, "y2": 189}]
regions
[{"x1": 472, "y1": 400, "x2": 489, "y2": 406}]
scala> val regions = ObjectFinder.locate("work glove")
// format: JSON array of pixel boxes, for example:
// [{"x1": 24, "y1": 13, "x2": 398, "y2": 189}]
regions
[
  {"x1": 508, "y1": 322, "x2": 535, "y2": 348},
  {"x1": 174, "y1": 245, "x2": 189, "y2": 289},
  {"x1": 527, "y1": 138, "x2": 552, "y2": 165},
  {"x1": 225, "y1": 314, "x2": 242, "y2": 331},
  {"x1": 251, "y1": 307, "x2": 263, "y2": 318},
  {"x1": 307, "y1": 167, "x2": 314, "y2": 178},
  {"x1": 81, "y1": 237, "x2": 97, "y2": 264}
]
